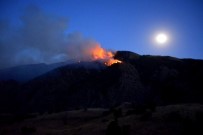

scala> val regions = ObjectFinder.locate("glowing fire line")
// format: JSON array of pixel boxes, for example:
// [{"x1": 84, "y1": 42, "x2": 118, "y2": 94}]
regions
[
  {"x1": 90, "y1": 44, "x2": 122, "y2": 66},
  {"x1": 75, "y1": 43, "x2": 122, "y2": 66},
  {"x1": 104, "y1": 58, "x2": 122, "y2": 66}
]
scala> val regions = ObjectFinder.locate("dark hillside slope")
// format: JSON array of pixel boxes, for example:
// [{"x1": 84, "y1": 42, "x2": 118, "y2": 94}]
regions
[
  {"x1": 0, "y1": 62, "x2": 71, "y2": 83},
  {"x1": 18, "y1": 61, "x2": 145, "y2": 113},
  {"x1": 116, "y1": 51, "x2": 203, "y2": 104},
  {"x1": 1, "y1": 51, "x2": 203, "y2": 113}
]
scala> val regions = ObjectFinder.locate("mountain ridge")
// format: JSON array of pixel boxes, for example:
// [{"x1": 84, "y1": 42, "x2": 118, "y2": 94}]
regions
[{"x1": 0, "y1": 51, "x2": 203, "y2": 113}]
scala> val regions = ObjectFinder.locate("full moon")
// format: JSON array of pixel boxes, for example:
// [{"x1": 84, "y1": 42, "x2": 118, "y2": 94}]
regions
[{"x1": 155, "y1": 33, "x2": 168, "y2": 44}]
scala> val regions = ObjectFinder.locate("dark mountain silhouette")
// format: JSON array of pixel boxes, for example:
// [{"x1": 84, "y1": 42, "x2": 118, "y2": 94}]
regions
[
  {"x1": 0, "y1": 60, "x2": 75, "y2": 83},
  {"x1": 0, "y1": 51, "x2": 203, "y2": 113}
]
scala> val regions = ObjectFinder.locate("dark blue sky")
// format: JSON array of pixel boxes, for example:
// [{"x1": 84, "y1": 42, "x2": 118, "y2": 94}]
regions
[{"x1": 0, "y1": 0, "x2": 203, "y2": 68}]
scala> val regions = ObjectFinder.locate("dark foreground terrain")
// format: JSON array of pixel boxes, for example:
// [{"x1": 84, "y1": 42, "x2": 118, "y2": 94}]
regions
[
  {"x1": 1, "y1": 104, "x2": 203, "y2": 135},
  {"x1": 0, "y1": 51, "x2": 203, "y2": 134}
]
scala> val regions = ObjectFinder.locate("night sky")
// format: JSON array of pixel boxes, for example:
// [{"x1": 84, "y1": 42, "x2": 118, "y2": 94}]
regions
[{"x1": 0, "y1": 0, "x2": 203, "y2": 68}]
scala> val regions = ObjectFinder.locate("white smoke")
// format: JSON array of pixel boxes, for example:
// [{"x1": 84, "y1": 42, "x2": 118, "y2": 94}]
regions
[{"x1": 0, "y1": 5, "x2": 100, "y2": 69}]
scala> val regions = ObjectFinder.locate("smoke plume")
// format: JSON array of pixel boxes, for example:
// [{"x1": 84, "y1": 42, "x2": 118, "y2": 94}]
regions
[{"x1": 0, "y1": 5, "x2": 102, "y2": 69}]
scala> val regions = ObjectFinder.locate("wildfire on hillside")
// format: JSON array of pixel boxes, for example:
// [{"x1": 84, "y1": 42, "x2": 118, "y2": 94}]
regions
[
  {"x1": 90, "y1": 45, "x2": 122, "y2": 66},
  {"x1": 80, "y1": 44, "x2": 122, "y2": 66},
  {"x1": 104, "y1": 58, "x2": 122, "y2": 66}
]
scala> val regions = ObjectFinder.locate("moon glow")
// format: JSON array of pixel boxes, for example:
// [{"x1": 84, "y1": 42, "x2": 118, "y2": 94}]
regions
[{"x1": 155, "y1": 33, "x2": 168, "y2": 44}]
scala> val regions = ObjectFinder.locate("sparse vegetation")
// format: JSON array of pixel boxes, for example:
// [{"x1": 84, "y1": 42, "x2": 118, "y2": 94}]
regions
[{"x1": 0, "y1": 104, "x2": 203, "y2": 135}]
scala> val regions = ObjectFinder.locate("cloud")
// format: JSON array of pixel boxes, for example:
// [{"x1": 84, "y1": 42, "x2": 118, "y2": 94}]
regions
[{"x1": 0, "y1": 5, "x2": 100, "y2": 69}]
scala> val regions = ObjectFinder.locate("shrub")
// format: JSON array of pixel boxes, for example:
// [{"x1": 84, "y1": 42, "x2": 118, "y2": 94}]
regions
[
  {"x1": 139, "y1": 110, "x2": 152, "y2": 121},
  {"x1": 21, "y1": 126, "x2": 37, "y2": 134},
  {"x1": 165, "y1": 111, "x2": 182, "y2": 122},
  {"x1": 102, "y1": 110, "x2": 111, "y2": 117},
  {"x1": 106, "y1": 121, "x2": 131, "y2": 135},
  {"x1": 113, "y1": 108, "x2": 122, "y2": 119},
  {"x1": 106, "y1": 120, "x2": 122, "y2": 135}
]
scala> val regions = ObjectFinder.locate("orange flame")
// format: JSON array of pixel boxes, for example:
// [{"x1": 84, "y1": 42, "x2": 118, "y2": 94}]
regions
[{"x1": 89, "y1": 44, "x2": 122, "y2": 66}]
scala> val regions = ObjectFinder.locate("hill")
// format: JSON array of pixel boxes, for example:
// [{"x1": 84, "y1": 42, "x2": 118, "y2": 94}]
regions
[
  {"x1": 0, "y1": 60, "x2": 75, "y2": 83},
  {"x1": 0, "y1": 51, "x2": 203, "y2": 113}
]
